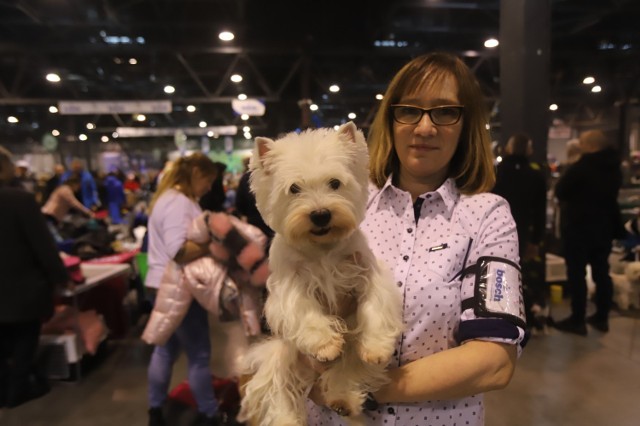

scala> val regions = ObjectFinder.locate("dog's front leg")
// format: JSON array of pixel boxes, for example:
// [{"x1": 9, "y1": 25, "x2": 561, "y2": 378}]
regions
[
  {"x1": 355, "y1": 261, "x2": 404, "y2": 364},
  {"x1": 265, "y1": 280, "x2": 345, "y2": 362}
]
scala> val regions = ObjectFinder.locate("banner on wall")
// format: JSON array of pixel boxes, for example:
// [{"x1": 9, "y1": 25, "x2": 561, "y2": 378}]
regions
[
  {"x1": 115, "y1": 126, "x2": 237, "y2": 138},
  {"x1": 59, "y1": 100, "x2": 172, "y2": 115},
  {"x1": 231, "y1": 99, "x2": 265, "y2": 116}
]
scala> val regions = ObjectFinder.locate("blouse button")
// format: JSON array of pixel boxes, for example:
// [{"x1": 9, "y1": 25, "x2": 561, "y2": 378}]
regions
[
  {"x1": 387, "y1": 407, "x2": 395, "y2": 415},
  {"x1": 402, "y1": 255, "x2": 409, "y2": 261},
  {"x1": 407, "y1": 228, "x2": 413, "y2": 233}
]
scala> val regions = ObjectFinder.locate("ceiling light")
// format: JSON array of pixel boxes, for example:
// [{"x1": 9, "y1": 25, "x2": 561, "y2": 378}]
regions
[
  {"x1": 52, "y1": 129, "x2": 60, "y2": 136},
  {"x1": 199, "y1": 121, "x2": 207, "y2": 128},
  {"x1": 243, "y1": 126, "x2": 251, "y2": 132},
  {"x1": 207, "y1": 131, "x2": 214, "y2": 137},
  {"x1": 484, "y1": 38, "x2": 499, "y2": 48},
  {"x1": 114, "y1": 57, "x2": 122, "y2": 64},
  {"x1": 485, "y1": 123, "x2": 491, "y2": 130},
  {"x1": 583, "y1": 76, "x2": 595, "y2": 85},
  {"x1": 7, "y1": 116, "x2": 18, "y2": 123},
  {"x1": 244, "y1": 132, "x2": 252, "y2": 140},
  {"x1": 310, "y1": 104, "x2": 319, "y2": 111},
  {"x1": 186, "y1": 105, "x2": 196, "y2": 112},
  {"x1": 348, "y1": 112, "x2": 357, "y2": 119},
  {"x1": 46, "y1": 73, "x2": 61, "y2": 83},
  {"x1": 49, "y1": 106, "x2": 58, "y2": 113},
  {"x1": 333, "y1": 125, "x2": 340, "y2": 131},
  {"x1": 496, "y1": 156, "x2": 503, "y2": 163},
  {"x1": 329, "y1": 84, "x2": 340, "y2": 93},
  {"x1": 375, "y1": 94, "x2": 384, "y2": 100},
  {"x1": 129, "y1": 58, "x2": 137, "y2": 65},
  {"x1": 237, "y1": 93, "x2": 247, "y2": 100},
  {"x1": 112, "y1": 132, "x2": 119, "y2": 138},
  {"x1": 101, "y1": 136, "x2": 109, "y2": 143},
  {"x1": 86, "y1": 123, "x2": 95, "y2": 129},
  {"x1": 241, "y1": 114, "x2": 249, "y2": 120},
  {"x1": 219, "y1": 31, "x2": 235, "y2": 42},
  {"x1": 231, "y1": 74, "x2": 243, "y2": 83},
  {"x1": 591, "y1": 85, "x2": 602, "y2": 93},
  {"x1": 79, "y1": 134, "x2": 88, "y2": 141},
  {"x1": 549, "y1": 104, "x2": 558, "y2": 111},
  {"x1": 136, "y1": 114, "x2": 146, "y2": 122},
  {"x1": 164, "y1": 85, "x2": 175, "y2": 94}
]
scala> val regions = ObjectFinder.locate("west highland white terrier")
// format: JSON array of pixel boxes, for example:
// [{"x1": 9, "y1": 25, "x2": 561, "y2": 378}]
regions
[{"x1": 237, "y1": 122, "x2": 404, "y2": 426}]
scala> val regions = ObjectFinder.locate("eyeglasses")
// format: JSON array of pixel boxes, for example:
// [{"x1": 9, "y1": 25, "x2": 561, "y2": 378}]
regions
[{"x1": 390, "y1": 104, "x2": 464, "y2": 126}]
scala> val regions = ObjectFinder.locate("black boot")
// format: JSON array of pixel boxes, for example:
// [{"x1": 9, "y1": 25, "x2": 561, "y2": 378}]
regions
[
  {"x1": 554, "y1": 316, "x2": 587, "y2": 336},
  {"x1": 6, "y1": 372, "x2": 50, "y2": 408},
  {"x1": 587, "y1": 313, "x2": 609, "y2": 332}
]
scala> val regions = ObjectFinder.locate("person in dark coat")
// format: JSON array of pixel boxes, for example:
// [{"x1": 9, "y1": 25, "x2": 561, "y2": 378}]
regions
[
  {"x1": 493, "y1": 133, "x2": 547, "y2": 331},
  {"x1": 42, "y1": 163, "x2": 65, "y2": 204},
  {"x1": 0, "y1": 146, "x2": 69, "y2": 408},
  {"x1": 554, "y1": 130, "x2": 624, "y2": 335},
  {"x1": 235, "y1": 170, "x2": 274, "y2": 245},
  {"x1": 199, "y1": 161, "x2": 228, "y2": 212}
]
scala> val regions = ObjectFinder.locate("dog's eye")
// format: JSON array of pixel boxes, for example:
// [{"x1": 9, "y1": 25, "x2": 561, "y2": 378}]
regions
[
  {"x1": 289, "y1": 183, "x2": 301, "y2": 194},
  {"x1": 329, "y1": 179, "x2": 341, "y2": 190}
]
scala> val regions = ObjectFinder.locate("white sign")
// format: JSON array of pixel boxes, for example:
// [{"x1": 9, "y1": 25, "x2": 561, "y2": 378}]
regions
[
  {"x1": 231, "y1": 99, "x2": 265, "y2": 116},
  {"x1": 115, "y1": 126, "x2": 237, "y2": 138},
  {"x1": 59, "y1": 100, "x2": 172, "y2": 115}
]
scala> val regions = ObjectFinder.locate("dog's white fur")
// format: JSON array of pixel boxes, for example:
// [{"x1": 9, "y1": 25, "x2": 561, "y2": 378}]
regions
[
  {"x1": 586, "y1": 262, "x2": 640, "y2": 310},
  {"x1": 237, "y1": 122, "x2": 403, "y2": 426}
]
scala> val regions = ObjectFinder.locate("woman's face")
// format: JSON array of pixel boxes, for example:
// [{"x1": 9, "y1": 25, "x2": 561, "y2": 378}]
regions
[
  {"x1": 191, "y1": 168, "x2": 217, "y2": 198},
  {"x1": 392, "y1": 74, "x2": 463, "y2": 190}
]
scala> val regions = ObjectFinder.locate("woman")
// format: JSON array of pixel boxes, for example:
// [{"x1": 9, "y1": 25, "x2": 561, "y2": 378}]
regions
[
  {"x1": 0, "y1": 146, "x2": 69, "y2": 408},
  {"x1": 145, "y1": 152, "x2": 221, "y2": 426},
  {"x1": 308, "y1": 53, "x2": 525, "y2": 425},
  {"x1": 41, "y1": 174, "x2": 94, "y2": 223}
]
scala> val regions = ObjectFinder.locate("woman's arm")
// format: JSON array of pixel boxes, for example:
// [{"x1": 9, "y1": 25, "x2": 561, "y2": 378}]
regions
[{"x1": 375, "y1": 340, "x2": 516, "y2": 403}]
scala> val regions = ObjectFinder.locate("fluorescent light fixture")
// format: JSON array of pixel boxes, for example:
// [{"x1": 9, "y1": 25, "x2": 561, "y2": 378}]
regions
[
  {"x1": 583, "y1": 76, "x2": 595, "y2": 85},
  {"x1": 231, "y1": 74, "x2": 243, "y2": 83},
  {"x1": 329, "y1": 84, "x2": 340, "y2": 93},
  {"x1": 186, "y1": 105, "x2": 196, "y2": 112},
  {"x1": 164, "y1": 85, "x2": 175, "y2": 94},
  {"x1": 46, "y1": 73, "x2": 61, "y2": 83},
  {"x1": 49, "y1": 106, "x2": 58, "y2": 113}
]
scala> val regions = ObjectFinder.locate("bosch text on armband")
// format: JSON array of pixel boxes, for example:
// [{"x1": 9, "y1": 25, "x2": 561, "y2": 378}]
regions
[{"x1": 493, "y1": 269, "x2": 505, "y2": 302}]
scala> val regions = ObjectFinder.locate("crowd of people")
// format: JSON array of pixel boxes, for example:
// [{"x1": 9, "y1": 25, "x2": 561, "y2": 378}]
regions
[{"x1": 0, "y1": 51, "x2": 632, "y2": 426}]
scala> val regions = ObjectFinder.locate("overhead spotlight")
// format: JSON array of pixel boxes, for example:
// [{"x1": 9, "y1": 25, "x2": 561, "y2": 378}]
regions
[
  {"x1": 7, "y1": 116, "x2": 18, "y2": 123},
  {"x1": 114, "y1": 57, "x2": 122, "y2": 64},
  {"x1": 86, "y1": 123, "x2": 95, "y2": 129},
  {"x1": 549, "y1": 104, "x2": 559, "y2": 111},
  {"x1": 207, "y1": 131, "x2": 214, "y2": 137},
  {"x1": 199, "y1": 121, "x2": 207, "y2": 128},
  {"x1": 112, "y1": 131, "x2": 119, "y2": 138},
  {"x1": 46, "y1": 73, "x2": 61, "y2": 83},
  {"x1": 329, "y1": 84, "x2": 340, "y2": 93},
  {"x1": 243, "y1": 126, "x2": 251, "y2": 132},
  {"x1": 136, "y1": 114, "x2": 146, "y2": 122},
  {"x1": 101, "y1": 136, "x2": 109, "y2": 143},
  {"x1": 333, "y1": 125, "x2": 340, "y2": 131},
  {"x1": 164, "y1": 85, "x2": 175, "y2": 94},
  {"x1": 484, "y1": 38, "x2": 499, "y2": 48},
  {"x1": 79, "y1": 134, "x2": 88, "y2": 141},
  {"x1": 219, "y1": 31, "x2": 235, "y2": 41},
  {"x1": 244, "y1": 132, "x2": 252, "y2": 140},
  {"x1": 241, "y1": 114, "x2": 249, "y2": 120},
  {"x1": 186, "y1": 105, "x2": 196, "y2": 112},
  {"x1": 591, "y1": 85, "x2": 602, "y2": 93},
  {"x1": 49, "y1": 106, "x2": 58, "y2": 113},
  {"x1": 583, "y1": 76, "x2": 595, "y2": 85},
  {"x1": 496, "y1": 156, "x2": 503, "y2": 163},
  {"x1": 375, "y1": 94, "x2": 384, "y2": 100},
  {"x1": 231, "y1": 74, "x2": 243, "y2": 83},
  {"x1": 348, "y1": 112, "x2": 357, "y2": 120},
  {"x1": 485, "y1": 123, "x2": 491, "y2": 130},
  {"x1": 237, "y1": 93, "x2": 247, "y2": 100},
  {"x1": 52, "y1": 129, "x2": 60, "y2": 136},
  {"x1": 129, "y1": 58, "x2": 138, "y2": 65},
  {"x1": 310, "y1": 104, "x2": 319, "y2": 111}
]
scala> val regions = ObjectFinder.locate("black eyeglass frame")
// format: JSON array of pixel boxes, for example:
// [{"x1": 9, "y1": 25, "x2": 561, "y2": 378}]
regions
[{"x1": 390, "y1": 104, "x2": 465, "y2": 126}]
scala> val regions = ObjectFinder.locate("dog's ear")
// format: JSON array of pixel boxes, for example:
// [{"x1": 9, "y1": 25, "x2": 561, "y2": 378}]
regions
[
  {"x1": 254, "y1": 137, "x2": 274, "y2": 171},
  {"x1": 337, "y1": 121, "x2": 358, "y2": 143}
]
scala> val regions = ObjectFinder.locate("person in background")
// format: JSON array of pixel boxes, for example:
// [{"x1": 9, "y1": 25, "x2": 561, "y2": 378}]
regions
[
  {"x1": 14, "y1": 160, "x2": 37, "y2": 193},
  {"x1": 62, "y1": 158, "x2": 99, "y2": 209},
  {"x1": 199, "y1": 161, "x2": 227, "y2": 213},
  {"x1": 42, "y1": 163, "x2": 65, "y2": 204},
  {"x1": 41, "y1": 174, "x2": 94, "y2": 224},
  {"x1": 0, "y1": 146, "x2": 69, "y2": 409},
  {"x1": 145, "y1": 152, "x2": 222, "y2": 426},
  {"x1": 554, "y1": 130, "x2": 624, "y2": 335},
  {"x1": 104, "y1": 169, "x2": 126, "y2": 224},
  {"x1": 235, "y1": 157, "x2": 274, "y2": 244},
  {"x1": 306, "y1": 52, "x2": 525, "y2": 426},
  {"x1": 493, "y1": 133, "x2": 547, "y2": 332}
]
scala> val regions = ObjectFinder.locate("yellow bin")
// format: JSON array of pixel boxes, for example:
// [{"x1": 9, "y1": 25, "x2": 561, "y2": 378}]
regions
[{"x1": 550, "y1": 284, "x2": 563, "y2": 304}]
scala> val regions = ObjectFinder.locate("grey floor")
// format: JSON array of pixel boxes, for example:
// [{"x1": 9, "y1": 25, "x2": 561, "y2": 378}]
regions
[{"x1": 2, "y1": 304, "x2": 640, "y2": 426}]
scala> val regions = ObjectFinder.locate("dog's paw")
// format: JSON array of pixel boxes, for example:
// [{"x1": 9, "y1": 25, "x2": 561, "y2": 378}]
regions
[
  {"x1": 357, "y1": 343, "x2": 392, "y2": 365},
  {"x1": 312, "y1": 334, "x2": 344, "y2": 362}
]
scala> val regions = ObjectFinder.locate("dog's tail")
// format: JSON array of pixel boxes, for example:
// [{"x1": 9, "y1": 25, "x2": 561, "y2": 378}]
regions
[{"x1": 237, "y1": 338, "x2": 316, "y2": 426}]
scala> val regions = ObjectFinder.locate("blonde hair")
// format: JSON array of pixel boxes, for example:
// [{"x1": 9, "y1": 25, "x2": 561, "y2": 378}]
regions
[
  {"x1": 0, "y1": 145, "x2": 15, "y2": 186},
  {"x1": 149, "y1": 152, "x2": 218, "y2": 213},
  {"x1": 368, "y1": 52, "x2": 495, "y2": 195}
]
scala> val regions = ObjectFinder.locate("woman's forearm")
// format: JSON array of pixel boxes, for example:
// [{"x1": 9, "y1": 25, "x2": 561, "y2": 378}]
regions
[
  {"x1": 173, "y1": 240, "x2": 209, "y2": 264},
  {"x1": 374, "y1": 340, "x2": 517, "y2": 403}
]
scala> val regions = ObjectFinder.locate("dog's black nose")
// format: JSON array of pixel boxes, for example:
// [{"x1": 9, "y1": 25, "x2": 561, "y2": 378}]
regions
[{"x1": 310, "y1": 209, "x2": 332, "y2": 227}]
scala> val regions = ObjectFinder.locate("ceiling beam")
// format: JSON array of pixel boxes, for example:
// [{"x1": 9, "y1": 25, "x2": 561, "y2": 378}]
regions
[{"x1": 176, "y1": 53, "x2": 211, "y2": 97}]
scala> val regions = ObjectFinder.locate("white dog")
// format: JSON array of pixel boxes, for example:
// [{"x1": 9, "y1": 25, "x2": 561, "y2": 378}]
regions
[{"x1": 237, "y1": 123, "x2": 404, "y2": 426}]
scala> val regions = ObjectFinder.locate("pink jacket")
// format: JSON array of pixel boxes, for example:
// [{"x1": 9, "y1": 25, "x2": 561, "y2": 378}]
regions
[{"x1": 142, "y1": 212, "x2": 269, "y2": 345}]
